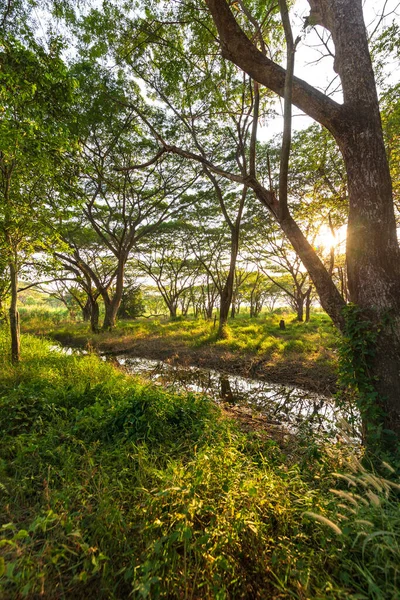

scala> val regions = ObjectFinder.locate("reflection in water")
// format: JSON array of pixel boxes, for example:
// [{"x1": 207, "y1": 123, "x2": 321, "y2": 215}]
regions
[
  {"x1": 220, "y1": 376, "x2": 235, "y2": 404},
  {"x1": 49, "y1": 343, "x2": 358, "y2": 438},
  {"x1": 115, "y1": 355, "x2": 344, "y2": 435}
]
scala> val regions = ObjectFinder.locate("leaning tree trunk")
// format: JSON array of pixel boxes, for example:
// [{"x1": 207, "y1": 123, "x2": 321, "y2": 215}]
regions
[
  {"x1": 9, "y1": 260, "x2": 20, "y2": 364},
  {"x1": 204, "y1": 0, "x2": 400, "y2": 449}
]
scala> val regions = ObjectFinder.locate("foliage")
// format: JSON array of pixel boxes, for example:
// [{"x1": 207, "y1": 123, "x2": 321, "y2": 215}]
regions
[
  {"x1": 0, "y1": 330, "x2": 399, "y2": 598},
  {"x1": 0, "y1": 35, "x2": 77, "y2": 256},
  {"x1": 336, "y1": 304, "x2": 398, "y2": 456},
  {"x1": 118, "y1": 286, "x2": 145, "y2": 320}
]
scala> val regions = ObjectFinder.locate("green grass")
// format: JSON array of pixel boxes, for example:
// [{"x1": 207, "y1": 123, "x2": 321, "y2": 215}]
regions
[
  {"x1": 1, "y1": 329, "x2": 399, "y2": 598},
  {"x1": 21, "y1": 309, "x2": 338, "y2": 373},
  {"x1": 18, "y1": 304, "x2": 71, "y2": 330}
]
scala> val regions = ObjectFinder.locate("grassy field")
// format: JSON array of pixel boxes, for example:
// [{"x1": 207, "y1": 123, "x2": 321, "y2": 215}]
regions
[
  {"x1": 1, "y1": 329, "x2": 400, "y2": 598},
  {"x1": 20, "y1": 309, "x2": 339, "y2": 392}
]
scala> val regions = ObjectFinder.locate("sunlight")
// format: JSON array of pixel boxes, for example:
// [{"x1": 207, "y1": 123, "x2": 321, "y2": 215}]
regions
[{"x1": 314, "y1": 224, "x2": 346, "y2": 253}]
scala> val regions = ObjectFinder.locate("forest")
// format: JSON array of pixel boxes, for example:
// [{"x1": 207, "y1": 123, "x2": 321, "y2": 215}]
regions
[{"x1": 1, "y1": 0, "x2": 400, "y2": 598}]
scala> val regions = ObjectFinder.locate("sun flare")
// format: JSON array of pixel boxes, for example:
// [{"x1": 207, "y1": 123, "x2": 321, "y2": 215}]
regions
[{"x1": 314, "y1": 225, "x2": 346, "y2": 253}]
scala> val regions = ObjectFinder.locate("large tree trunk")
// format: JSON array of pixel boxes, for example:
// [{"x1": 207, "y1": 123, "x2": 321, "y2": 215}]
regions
[
  {"x1": 9, "y1": 261, "x2": 20, "y2": 364},
  {"x1": 90, "y1": 296, "x2": 100, "y2": 333},
  {"x1": 102, "y1": 260, "x2": 125, "y2": 331},
  {"x1": 205, "y1": 0, "x2": 400, "y2": 449},
  {"x1": 82, "y1": 298, "x2": 91, "y2": 322},
  {"x1": 322, "y1": 0, "x2": 400, "y2": 445}
]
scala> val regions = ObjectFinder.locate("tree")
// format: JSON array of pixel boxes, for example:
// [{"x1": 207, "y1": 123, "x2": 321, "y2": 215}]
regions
[
  {"x1": 118, "y1": 283, "x2": 144, "y2": 320},
  {"x1": 230, "y1": 268, "x2": 250, "y2": 318},
  {"x1": 141, "y1": 286, "x2": 168, "y2": 317},
  {"x1": 135, "y1": 224, "x2": 200, "y2": 319},
  {"x1": 202, "y1": 0, "x2": 400, "y2": 449},
  {"x1": 246, "y1": 224, "x2": 313, "y2": 322},
  {"x1": 0, "y1": 37, "x2": 76, "y2": 362},
  {"x1": 189, "y1": 225, "x2": 235, "y2": 324},
  {"x1": 54, "y1": 236, "x2": 116, "y2": 334},
  {"x1": 48, "y1": 281, "x2": 81, "y2": 320},
  {"x1": 87, "y1": 5, "x2": 273, "y2": 337},
  {"x1": 190, "y1": 276, "x2": 219, "y2": 320},
  {"x1": 73, "y1": 63, "x2": 198, "y2": 330},
  {"x1": 243, "y1": 271, "x2": 283, "y2": 317}
]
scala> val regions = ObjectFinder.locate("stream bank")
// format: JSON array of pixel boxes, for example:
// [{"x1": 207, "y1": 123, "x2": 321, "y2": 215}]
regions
[{"x1": 50, "y1": 330, "x2": 337, "y2": 395}]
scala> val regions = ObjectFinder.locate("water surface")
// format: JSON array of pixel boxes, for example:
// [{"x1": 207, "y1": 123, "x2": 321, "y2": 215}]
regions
[{"x1": 114, "y1": 355, "x2": 339, "y2": 434}]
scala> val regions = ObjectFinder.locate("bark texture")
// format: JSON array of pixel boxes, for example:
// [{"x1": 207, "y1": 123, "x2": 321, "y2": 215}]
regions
[
  {"x1": 102, "y1": 260, "x2": 125, "y2": 331},
  {"x1": 205, "y1": 0, "x2": 400, "y2": 445}
]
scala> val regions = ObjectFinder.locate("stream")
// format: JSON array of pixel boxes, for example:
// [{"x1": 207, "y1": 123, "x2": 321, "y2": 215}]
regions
[
  {"x1": 52, "y1": 345, "x2": 349, "y2": 436},
  {"x1": 112, "y1": 354, "x2": 343, "y2": 435}
]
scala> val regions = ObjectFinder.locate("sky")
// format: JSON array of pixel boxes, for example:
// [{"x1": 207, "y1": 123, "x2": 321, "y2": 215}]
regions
[{"x1": 259, "y1": 0, "x2": 400, "y2": 141}]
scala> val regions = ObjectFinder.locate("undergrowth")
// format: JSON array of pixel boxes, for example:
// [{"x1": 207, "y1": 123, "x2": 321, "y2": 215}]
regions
[{"x1": 0, "y1": 329, "x2": 399, "y2": 599}]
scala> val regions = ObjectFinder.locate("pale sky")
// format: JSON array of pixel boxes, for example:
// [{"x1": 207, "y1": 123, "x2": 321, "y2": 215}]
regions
[{"x1": 259, "y1": 0, "x2": 400, "y2": 141}]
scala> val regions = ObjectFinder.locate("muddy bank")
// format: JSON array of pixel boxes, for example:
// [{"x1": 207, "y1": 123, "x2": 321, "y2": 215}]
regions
[{"x1": 51, "y1": 331, "x2": 337, "y2": 396}]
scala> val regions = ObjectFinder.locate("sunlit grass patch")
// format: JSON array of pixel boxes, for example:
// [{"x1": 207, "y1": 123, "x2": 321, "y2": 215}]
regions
[
  {"x1": 258, "y1": 337, "x2": 283, "y2": 357},
  {"x1": 19, "y1": 308, "x2": 338, "y2": 387},
  {"x1": 282, "y1": 339, "x2": 307, "y2": 355}
]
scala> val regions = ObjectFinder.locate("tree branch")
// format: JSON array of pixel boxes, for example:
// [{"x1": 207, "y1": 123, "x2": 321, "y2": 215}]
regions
[
  {"x1": 204, "y1": 0, "x2": 345, "y2": 136},
  {"x1": 278, "y1": 0, "x2": 298, "y2": 220},
  {"x1": 115, "y1": 148, "x2": 167, "y2": 171}
]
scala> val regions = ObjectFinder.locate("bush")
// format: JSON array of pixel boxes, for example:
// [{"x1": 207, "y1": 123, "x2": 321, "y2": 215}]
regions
[{"x1": 118, "y1": 286, "x2": 145, "y2": 320}]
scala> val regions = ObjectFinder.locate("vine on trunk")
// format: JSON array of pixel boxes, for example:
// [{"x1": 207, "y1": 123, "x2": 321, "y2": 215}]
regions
[{"x1": 337, "y1": 304, "x2": 396, "y2": 456}]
